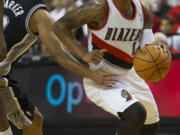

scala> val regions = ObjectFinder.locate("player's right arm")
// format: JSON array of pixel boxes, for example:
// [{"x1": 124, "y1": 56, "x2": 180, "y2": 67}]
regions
[
  {"x1": 29, "y1": 9, "x2": 117, "y2": 87},
  {"x1": 0, "y1": 0, "x2": 7, "y2": 62},
  {"x1": 53, "y1": 0, "x2": 107, "y2": 65}
]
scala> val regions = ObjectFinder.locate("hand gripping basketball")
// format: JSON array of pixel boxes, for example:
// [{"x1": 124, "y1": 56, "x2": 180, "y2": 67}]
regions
[{"x1": 133, "y1": 44, "x2": 171, "y2": 82}]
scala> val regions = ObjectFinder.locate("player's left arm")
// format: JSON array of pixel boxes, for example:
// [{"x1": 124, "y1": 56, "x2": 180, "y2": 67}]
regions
[
  {"x1": 140, "y1": 0, "x2": 169, "y2": 53},
  {"x1": 139, "y1": 0, "x2": 154, "y2": 47},
  {"x1": 0, "y1": 0, "x2": 7, "y2": 62}
]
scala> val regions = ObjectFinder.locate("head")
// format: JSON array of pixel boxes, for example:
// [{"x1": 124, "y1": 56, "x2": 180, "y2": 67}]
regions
[{"x1": 160, "y1": 16, "x2": 174, "y2": 35}]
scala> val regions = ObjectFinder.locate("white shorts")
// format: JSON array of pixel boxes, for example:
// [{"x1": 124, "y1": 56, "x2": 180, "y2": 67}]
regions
[{"x1": 83, "y1": 60, "x2": 159, "y2": 125}]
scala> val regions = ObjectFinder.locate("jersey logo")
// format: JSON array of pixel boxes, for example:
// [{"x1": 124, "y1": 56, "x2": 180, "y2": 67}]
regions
[
  {"x1": 104, "y1": 28, "x2": 142, "y2": 42},
  {"x1": 121, "y1": 89, "x2": 132, "y2": 101},
  {"x1": 4, "y1": 0, "x2": 24, "y2": 17}
]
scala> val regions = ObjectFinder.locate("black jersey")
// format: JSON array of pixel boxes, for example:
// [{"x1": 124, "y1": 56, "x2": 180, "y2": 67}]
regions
[{"x1": 0, "y1": 0, "x2": 47, "y2": 75}]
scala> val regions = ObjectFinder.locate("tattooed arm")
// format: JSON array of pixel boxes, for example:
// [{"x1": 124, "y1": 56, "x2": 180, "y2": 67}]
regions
[
  {"x1": 53, "y1": 0, "x2": 107, "y2": 64},
  {"x1": 0, "y1": 0, "x2": 7, "y2": 62},
  {"x1": 29, "y1": 9, "x2": 117, "y2": 87}
]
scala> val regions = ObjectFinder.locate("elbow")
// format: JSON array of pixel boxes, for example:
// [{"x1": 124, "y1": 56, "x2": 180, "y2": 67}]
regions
[
  {"x1": 53, "y1": 20, "x2": 71, "y2": 37},
  {"x1": 53, "y1": 21, "x2": 59, "y2": 35},
  {"x1": 53, "y1": 20, "x2": 64, "y2": 36},
  {"x1": 52, "y1": 51, "x2": 68, "y2": 67}
]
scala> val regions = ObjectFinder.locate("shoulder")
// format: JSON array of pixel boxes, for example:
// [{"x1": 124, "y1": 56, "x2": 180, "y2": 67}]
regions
[
  {"x1": 70, "y1": 0, "x2": 106, "y2": 15},
  {"x1": 29, "y1": 8, "x2": 54, "y2": 34},
  {"x1": 58, "y1": 0, "x2": 107, "y2": 29},
  {"x1": 139, "y1": 0, "x2": 153, "y2": 29}
]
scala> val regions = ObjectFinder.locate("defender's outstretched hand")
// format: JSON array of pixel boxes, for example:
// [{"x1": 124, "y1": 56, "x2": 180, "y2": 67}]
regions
[
  {"x1": 82, "y1": 49, "x2": 106, "y2": 65},
  {"x1": 89, "y1": 69, "x2": 118, "y2": 87}
]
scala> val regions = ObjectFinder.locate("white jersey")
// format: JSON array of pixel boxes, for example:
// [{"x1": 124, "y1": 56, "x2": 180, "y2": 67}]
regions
[
  {"x1": 88, "y1": 0, "x2": 145, "y2": 69},
  {"x1": 84, "y1": 0, "x2": 159, "y2": 125}
]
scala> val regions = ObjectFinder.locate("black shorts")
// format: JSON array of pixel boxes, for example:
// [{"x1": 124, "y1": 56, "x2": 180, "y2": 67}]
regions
[{"x1": 0, "y1": 75, "x2": 34, "y2": 129}]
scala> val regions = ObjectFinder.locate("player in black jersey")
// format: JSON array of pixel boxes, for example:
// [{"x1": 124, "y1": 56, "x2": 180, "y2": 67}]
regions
[
  {"x1": 0, "y1": 0, "x2": 117, "y2": 135},
  {"x1": 0, "y1": 0, "x2": 11, "y2": 135},
  {"x1": 0, "y1": 0, "x2": 6, "y2": 61}
]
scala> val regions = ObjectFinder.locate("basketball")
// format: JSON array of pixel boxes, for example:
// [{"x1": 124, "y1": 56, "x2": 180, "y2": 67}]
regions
[{"x1": 133, "y1": 44, "x2": 171, "y2": 82}]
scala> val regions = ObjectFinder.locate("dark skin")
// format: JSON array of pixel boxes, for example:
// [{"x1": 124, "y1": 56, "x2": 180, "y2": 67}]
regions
[
  {"x1": 53, "y1": 0, "x2": 169, "y2": 65},
  {"x1": 0, "y1": 1, "x2": 117, "y2": 135},
  {"x1": 28, "y1": 8, "x2": 117, "y2": 87},
  {"x1": 0, "y1": 0, "x2": 6, "y2": 62},
  {"x1": 0, "y1": 99, "x2": 9, "y2": 132},
  {"x1": 0, "y1": 0, "x2": 115, "y2": 134},
  {"x1": 0, "y1": 0, "x2": 9, "y2": 132}
]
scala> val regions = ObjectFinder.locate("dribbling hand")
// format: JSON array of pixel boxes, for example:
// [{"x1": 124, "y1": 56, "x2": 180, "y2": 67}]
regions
[
  {"x1": 82, "y1": 49, "x2": 107, "y2": 65},
  {"x1": 153, "y1": 41, "x2": 171, "y2": 59},
  {"x1": 89, "y1": 69, "x2": 118, "y2": 87}
]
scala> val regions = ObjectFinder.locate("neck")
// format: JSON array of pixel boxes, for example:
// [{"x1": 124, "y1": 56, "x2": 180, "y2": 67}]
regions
[
  {"x1": 115, "y1": 0, "x2": 134, "y2": 17},
  {"x1": 116, "y1": 0, "x2": 132, "y2": 8}
]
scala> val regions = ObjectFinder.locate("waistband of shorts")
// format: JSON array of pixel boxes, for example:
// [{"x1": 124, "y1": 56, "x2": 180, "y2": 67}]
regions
[{"x1": 89, "y1": 59, "x2": 132, "y2": 73}]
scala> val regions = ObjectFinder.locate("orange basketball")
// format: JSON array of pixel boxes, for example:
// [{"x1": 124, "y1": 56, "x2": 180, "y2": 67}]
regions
[{"x1": 133, "y1": 44, "x2": 171, "y2": 82}]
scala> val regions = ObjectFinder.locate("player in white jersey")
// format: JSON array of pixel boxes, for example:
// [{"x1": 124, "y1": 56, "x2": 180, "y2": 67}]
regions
[{"x1": 54, "y1": 0, "x2": 169, "y2": 134}]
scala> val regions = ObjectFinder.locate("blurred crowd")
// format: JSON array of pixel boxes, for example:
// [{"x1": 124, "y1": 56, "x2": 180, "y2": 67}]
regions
[
  {"x1": 29, "y1": 0, "x2": 180, "y2": 55},
  {"x1": 152, "y1": 0, "x2": 180, "y2": 54}
]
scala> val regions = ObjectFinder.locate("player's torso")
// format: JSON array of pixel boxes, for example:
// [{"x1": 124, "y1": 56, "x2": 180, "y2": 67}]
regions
[
  {"x1": 88, "y1": 0, "x2": 145, "y2": 69},
  {"x1": 1, "y1": 0, "x2": 46, "y2": 76},
  {"x1": 3, "y1": 0, "x2": 46, "y2": 50}
]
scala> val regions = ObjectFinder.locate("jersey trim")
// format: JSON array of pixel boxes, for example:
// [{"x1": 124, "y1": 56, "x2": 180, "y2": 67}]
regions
[
  {"x1": 93, "y1": 43, "x2": 133, "y2": 69},
  {"x1": 25, "y1": 4, "x2": 47, "y2": 37},
  {"x1": 139, "y1": 0, "x2": 146, "y2": 27},
  {"x1": 88, "y1": 0, "x2": 109, "y2": 31},
  {"x1": 0, "y1": 34, "x2": 38, "y2": 76},
  {"x1": 112, "y1": 0, "x2": 137, "y2": 21},
  {"x1": 92, "y1": 33, "x2": 133, "y2": 63}
]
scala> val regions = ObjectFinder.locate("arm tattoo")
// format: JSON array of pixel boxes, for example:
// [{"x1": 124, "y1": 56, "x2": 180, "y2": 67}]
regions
[{"x1": 59, "y1": 0, "x2": 107, "y2": 30}]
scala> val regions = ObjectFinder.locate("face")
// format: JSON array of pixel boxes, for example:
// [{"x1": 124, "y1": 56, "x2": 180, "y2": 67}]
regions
[{"x1": 160, "y1": 19, "x2": 173, "y2": 35}]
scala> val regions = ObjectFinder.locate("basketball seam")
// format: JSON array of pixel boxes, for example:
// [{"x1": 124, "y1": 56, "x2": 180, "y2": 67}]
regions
[
  {"x1": 134, "y1": 57, "x2": 154, "y2": 63},
  {"x1": 147, "y1": 68, "x2": 169, "y2": 81},
  {"x1": 147, "y1": 69, "x2": 159, "y2": 81},
  {"x1": 158, "y1": 68, "x2": 169, "y2": 70},
  {"x1": 153, "y1": 45, "x2": 161, "y2": 62},
  {"x1": 136, "y1": 56, "x2": 169, "y2": 72},
  {"x1": 145, "y1": 47, "x2": 162, "y2": 80},
  {"x1": 134, "y1": 46, "x2": 161, "y2": 63}
]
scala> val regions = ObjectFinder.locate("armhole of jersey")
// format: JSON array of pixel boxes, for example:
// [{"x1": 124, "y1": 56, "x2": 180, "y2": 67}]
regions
[
  {"x1": 88, "y1": 0, "x2": 109, "y2": 31},
  {"x1": 25, "y1": 4, "x2": 47, "y2": 37},
  {"x1": 139, "y1": 0, "x2": 146, "y2": 28}
]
